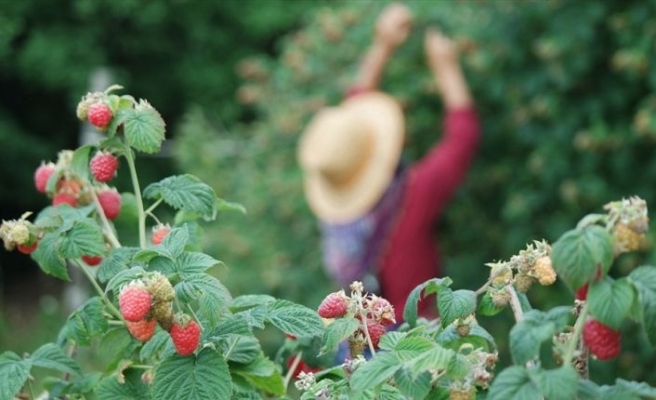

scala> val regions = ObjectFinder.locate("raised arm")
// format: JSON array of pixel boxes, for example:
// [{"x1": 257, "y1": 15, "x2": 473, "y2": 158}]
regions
[{"x1": 349, "y1": 3, "x2": 412, "y2": 94}]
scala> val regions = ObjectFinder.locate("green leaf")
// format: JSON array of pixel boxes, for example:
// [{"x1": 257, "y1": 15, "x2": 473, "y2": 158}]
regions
[
  {"x1": 140, "y1": 330, "x2": 173, "y2": 363},
  {"x1": 406, "y1": 346, "x2": 457, "y2": 379},
  {"x1": 403, "y1": 278, "x2": 451, "y2": 328},
  {"x1": 96, "y1": 369, "x2": 152, "y2": 400},
  {"x1": 212, "y1": 313, "x2": 253, "y2": 336},
  {"x1": 152, "y1": 348, "x2": 231, "y2": 400},
  {"x1": 123, "y1": 104, "x2": 166, "y2": 154},
  {"x1": 320, "y1": 317, "x2": 359, "y2": 355},
  {"x1": 487, "y1": 366, "x2": 541, "y2": 400},
  {"x1": 350, "y1": 352, "x2": 402, "y2": 392},
  {"x1": 438, "y1": 323, "x2": 496, "y2": 352},
  {"x1": 0, "y1": 351, "x2": 32, "y2": 400},
  {"x1": 214, "y1": 334, "x2": 261, "y2": 363},
  {"x1": 615, "y1": 379, "x2": 656, "y2": 398},
  {"x1": 392, "y1": 336, "x2": 435, "y2": 362},
  {"x1": 266, "y1": 299, "x2": 324, "y2": 339},
  {"x1": 60, "y1": 297, "x2": 109, "y2": 346},
  {"x1": 216, "y1": 197, "x2": 247, "y2": 214},
  {"x1": 536, "y1": 366, "x2": 579, "y2": 400},
  {"x1": 230, "y1": 353, "x2": 285, "y2": 395},
  {"x1": 628, "y1": 266, "x2": 656, "y2": 346},
  {"x1": 393, "y1": 369, "x2": 431, "y2": 400},
  {"x1": 478, "y1": 291, "x2": 506, "y2": 317},
  {"x1": 236, "y1": 306, "x2": 268, "y2": 330},
  {"x1": 160, "y1": 225, "x2": 190, "y2": 258},
  {"x1": 509, "y1": 307, "x2": 571, "y2": 365},
  {"x1": 31, "y1": 231, "x2": 68, "y2": 280},
  {"x1": 175, "y1": 251, "x2": 222, "y2": 278},
  {"x1": 71, "y1": 145, "x2": 92, "y2": 181},
  {"x1": 437, "y1": 289, "x2": 476, "y2": 328},
  {"x1": 58, "y1": 218, "x2": 106, "y2": 259},
  {"x1": 552, "y1": 225, "x2": 613, "y2": 291},
  {"x1": 175, "y1": 273, "x2": 232, "y2": 328},
  {"x1": 231, "y1": 294, "x2": 276, "y2": 310},
  {"x1": 378, "y1": 331, "x2": 407, "y2": 351},
  {"x1": 588, "y1": 277, "x2": 635, "y2": 330},
  {"x1": 31, "y1": 343, "x2": 81, "y2": 377},
  {"x1": 97, "y1": 247, "x2": 139, "y2": 283},
  {"x1": 143, "y1": 174, "x2": 216, "y2": 220}
]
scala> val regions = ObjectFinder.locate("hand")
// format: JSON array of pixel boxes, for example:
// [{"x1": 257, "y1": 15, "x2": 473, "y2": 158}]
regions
[
  {"x1": 374, "y1": 3, "x2": 413, "y2": 50},
  {"x1": 424, "y1": 28, "x2": 458, "y2": 74},
  {"x1": 424, "y1": 28, "x2": 472, "y2": 109}
]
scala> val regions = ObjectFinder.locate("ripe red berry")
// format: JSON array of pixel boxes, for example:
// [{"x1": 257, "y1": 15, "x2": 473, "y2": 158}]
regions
[
  {"x1": 34, "y1": 163, "x2": 56, "y2": 193},
  {"x1": 119, "y1": 283, "x2": 152, "y2": 322},
  {"x1": 583, "y1": 319, "x2": 621, "y2": 361},
  {"x1": 286, "y1": 356, "x2": 322, "y2": 378},
  {"x1": 17, "y1": 242, "x2": 38, "y2": 255},
  {"x1": 576, "y1": 284, "x2": 589, "y2": 301},
  {"x1": 82, "y1": 255, "x2": 102, "y2": 266},
  {"x1": 87, "y1": 102, "x2": 113, "y2": 128},
  {"x1": 363, "y1": 321, "x2": 386, "y2": 349},
  {"x1": 52, "y1": 193, "x2": 77, "y2": 207},
  {"x1": 317, "y1": 291, "x2": 349, "y2": 318},
  {"x1": 170, "y1": 318, "x2": 201, "y2": 356},
  {"x1": 97, "y1": 188, "x2": 121, "y2": 220},
  {"x1": 90, "y1": 151, "x2": 118, "y2": 182},
  {"x1": 126, "y1": 319, "x2": 157, "y2": 343},
  {"x1": 151, "y1": 224, "x2": 171, "y2": 245},
  {"x1": 369, "y1": 296, "x2": 396, "y2": 326}
]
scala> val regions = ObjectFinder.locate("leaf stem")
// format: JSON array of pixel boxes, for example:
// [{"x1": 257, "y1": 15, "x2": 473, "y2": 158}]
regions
[
  {"x1": 90, "y1": 189, "x2": 121, "y2": 249},
  {"x1": 77, "y1": 260, "x2": 122, "y2": 320},
  {"x1": 283, "y1": 351, "x2": 303, "y2": 389},
  {"x1": 123, "y1": 145, "x2": 146, "y2": 248},
  {"x1": 223, "y1": 336, "x2": 241, "y2": 362},
  {"x1": 564, "y1": 301, "x2": 589, "y2": 367},
  {"x1": 506, "y1": 285, "x2": 525, "y2": 322}
]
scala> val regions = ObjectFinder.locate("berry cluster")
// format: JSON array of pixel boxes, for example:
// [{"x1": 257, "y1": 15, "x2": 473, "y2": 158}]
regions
[{"x1": 119, "y1": 272, "x2": 200, "y2": 356}]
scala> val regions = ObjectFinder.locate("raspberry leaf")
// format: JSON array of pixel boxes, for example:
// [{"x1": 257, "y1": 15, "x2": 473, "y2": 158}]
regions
[
  {"x1": 393, "y1": 368, "x2": 432, "y2": 400},
  {"x1": 58, "y1": 219, "x2": 106, "y2": 259},
  {"x1": 349, "y1": 352, "x2": 402, "y2": 392},
  {"x1": 143, "y1": 174, "x2": 217, "y2": 220},
  {"x1": 58, "y1": 297, "x2": 108, "y2": 346},
  {"x1": 31, "y1": 343, "x2": 81, "y2": 378},
  {"x1": 508, "y1": 307, "x2": 571, "y2": 365},
  {"x1": 174, "y1": 273, "x2": 232, "y2": 328},
  {"x1": 266, "y1": 299, "x2": 325, "y2": 339},
  {"x1": 551, "y1": 225, "x2": 613, "y2": 292},
  {"x1": 71, "y1": 145, "x2": 92, "y2": 181},
  {"x1": 152, "y1": 349, "x2": 231, "y2": 400},
  {"x1": 627, "y1": 266, "x2": 656, "y2": 346},
  {"x1": 0, "y1": 351, "x2": 32, "y2": 400},
  {"x1": 32, "y1": 232, "x2": 69, "y2": 280},
  {"x1": 174, "y1": 252, "x2": 223, "y2": 278},
  {"x1": 487, "y1": 365, "x2": 541, "y2": 400},
  {"x1": 437, "y1": 288, "x2": 476, "y2": 328},
  {"x1": 588, "y1": 277, "x2": 635, "y2": 330},
  {"x1": 96, "y1": 368, "x2": 151, "y2": 399},
  {"x1": 320, "y1": 317, "x2": 359, "y2": 355},
  {"x1": 213, "y1": 333, "x2": 261, "y2": 364},
  {"x1": 123, "y1": 106, "x2": 166, "y2": 154},
  {"x1": 403, "y1": 277, "x2": 452, "y2": 328},
  {"x1": 97, "y1": 247, "x2": 140, "y2": 283},
  {"x1": 228, "y1": 353, "x2": 285, "y2": 395}
]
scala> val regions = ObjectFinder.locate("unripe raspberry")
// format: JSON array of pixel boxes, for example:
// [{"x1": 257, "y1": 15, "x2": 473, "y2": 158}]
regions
[
  {"x1": 34, "y1": 163, "x2": 56, "y2": 193},
  {"x1": 170, "y1": 316, "x2": 201, "y2": 356},
  {"x1": 53, "y1": 193, "x2": 77, "y2": 207},
  {"x1": 491, "y1": 289, "x2": 511, "y2": 307},
  {"x1": 456, "y1": 323, "x2": 470, "y2": 337},
  {"x1": 126, "y1": 319, "x2": 157, "y2": 342},
  {"x1": 490, "y1": 265, "x2": 513, "y2": 286},
  {"x1": 119, "y1": 282, "x2": 152, "y2": 322},
  {"x1": 583, "y1": 319, "x2": 621, "y2": 361},
  {"x1": 17, "y1": 241, "x2": 38, "y2": 255},
  {"x1": 449, "y1": 387, "x2": 475, "y2": 400},
  {"x1": 97, "y1": 188, "x2": 121, "y2": 220},
  {"x1": 613, "y1": 223, "x2": 642, "y2": 255},
  {"x1": 533, "y1": 256, "x2": 556, "y2": 286},
  {"x1": 87, "y1": 102, "x2": 113, "y2": 128},
  {"x1": 145, "y1": 272, "x2": 175, "y2": 303},
  {"x1": 151, "y1": 301, "x2": 174, "y2": 331},
  {"x1": 514, "y1": 272, "x2": 535, "y2": 293},
  {"x1": 82, "y1": 255, "x2": 102, "y2": 266},
  {"x1": 90, "y1": 151, "x2": 119, "y2": 182},
  {"x1": 151, "y1": 223, "x2": 171, "y2": 245},
  {"x1": 368, "y1": 295, "x2": 396, "y2": 326},
  {"x1": 317, "y1": 290, "x2": 349, "y2": 318}
]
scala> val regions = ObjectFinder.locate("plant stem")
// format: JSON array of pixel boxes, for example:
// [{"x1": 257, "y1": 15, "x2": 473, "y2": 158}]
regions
[
  {"x1": 564, "y1": 302, "x2": 589, "y2": 367},
  {"x1": 123, "y1": 145, "x2": 146, "y2": 248},
  {"x1": 506, "y1": 285, "x2": 525, "y2": 322},
  {"x1": 90, "y1": 189, "x2": 121, "y2": 249},
  {"x1": 144, "y1": 198, "x2": 163, "y2": 217},
  {"x1": 223, "y1": 336, "x2": 241, "y2": 362},
  {"x1": 283, "y1": 351, "x2": 303, "y2": 389},
  {"x1": 77, "y1": 260, "x2": 122, "y2": 319}
]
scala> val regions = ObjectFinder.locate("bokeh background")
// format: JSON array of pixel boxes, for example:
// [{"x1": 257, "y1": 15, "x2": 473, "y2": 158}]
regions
[{"x1": 2, "y1": 0, "x2": 656, "y2": 388}]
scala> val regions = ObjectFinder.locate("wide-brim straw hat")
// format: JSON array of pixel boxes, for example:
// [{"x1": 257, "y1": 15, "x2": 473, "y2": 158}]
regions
[{"x1": 298, "y1": 91, "x2": 405, "y2": 223}]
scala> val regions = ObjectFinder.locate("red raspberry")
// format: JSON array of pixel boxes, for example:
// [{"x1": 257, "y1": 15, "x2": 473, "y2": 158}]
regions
[
  {"x1": 87, "y1": 102, "x2": 113, "y2": 128},
  {"x1": 576, "y1": 284, "x2": 588, "y2": 301},
  {"x1": 583, "y1": 319, "x2": 621, "y2": 361},
  {"x1": 17, "y1": 241, "x2": 38, "y2": 255},
  {"x1": 34, "y1": 163, "x2": 56, "y2": 193},
  {"x1": 90, "y1": 151, "x2": 118, "y2": 182},
  {"x1": 363, "y1": 321, "x2": 386, "y2": 349},
  {"x1": 126, "y1": 319, "x2": 157, "y2": 342},
  {"x1": 369, "y1": 296, "x2": 396, "y2": 326},
  {"x1": 286, "y1": 356, "x2": 322, "y2": 378},
  {"x1": 151, "y1": 224, "x2": 171, "y2": 245},
  {"x1": 119, "y1": 283, "x2": 152, "y2": 322},
  {"x1": 82, "y1": 255, "x2": 102, "y2": 266},
  {"x1": 53, "y1": 193, "x2": 77, "y2": 207},
  {"x1": 98, "y1": 188, "x2": 121, "y2": 220},
  {"x1": 170, "y1": 318, "x2": 201, "y2": 356},
  {"x1": 56, "y1": 179, "x2": 82, "y2": 196},
  {"x1": 317, "y1": 291, "x2": 349, "y2": 318}
]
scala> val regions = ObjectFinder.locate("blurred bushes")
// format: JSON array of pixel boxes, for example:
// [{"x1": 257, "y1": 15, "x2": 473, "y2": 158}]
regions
[{"x1": 175, "y1": 0, "x2": 656, "y2": 382}]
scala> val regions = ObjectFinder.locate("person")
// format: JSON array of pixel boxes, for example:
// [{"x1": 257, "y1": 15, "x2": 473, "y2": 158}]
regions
[{"x1": 298, "y1": 3, "x2": 480, "y2": 323}]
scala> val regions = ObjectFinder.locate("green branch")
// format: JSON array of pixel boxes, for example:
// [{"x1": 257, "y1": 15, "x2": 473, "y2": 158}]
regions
[{"x1": 123, "y1": 145, "x2": 147, "y2": 248}]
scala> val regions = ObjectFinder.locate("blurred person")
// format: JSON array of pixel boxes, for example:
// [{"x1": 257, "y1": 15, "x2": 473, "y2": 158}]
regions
[{"x1": 298, "y1": 3, "x2": 480, "y2": 323}]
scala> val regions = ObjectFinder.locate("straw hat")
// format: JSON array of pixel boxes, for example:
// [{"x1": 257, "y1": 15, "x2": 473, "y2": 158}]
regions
[{"x1": 298, "y1": 91, "x2": 405, "y2": 223}]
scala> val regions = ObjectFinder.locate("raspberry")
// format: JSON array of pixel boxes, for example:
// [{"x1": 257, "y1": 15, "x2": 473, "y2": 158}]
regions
[
  {"x1": 34, "y1": 163, "x2": 56, "y2": 193},
  {"x1": 369, "y1": 295, "x2": 396, "y2": 326},
  {"x1": 56, "y1": 179, "x2": 82, "y2": 196},
  {"x1": 170, "y1": 317, "x2": 201, "y2": 356},
  {"x1": 145, "y1": 272, "x2": 175, "y2": 303},
  {"x1": 363, "y1": 321, "x2": 386, "y2": 349},
  {"x1": 97, "y1": 188, "x2": 121, "y2": 220},
  {"x1": 151, "y1": 224, "x2": 171, "y2": 245},
  {"x1": 17, "y1": 241, "x2": 38, "y2": 255},
  {"x1": 53, "y1": 193, "x2": 77, "y2": 207},
  {"x1": 82, "y1": 255, "x2": 102, "y2": 266},
  {"x1": 87, "y1": 102, "x2": 113, "y2": 128},
  {"x1": 286, "y1": 356, "x2": 322, "y2": 378},
  {"x1": 613, "y1": 223, "x2": 642, "y2": 255},
  {"x1": 126, "y1": 319, "x2": 157, "y2": 343},
  {"x1": 449, "y1": 387, "x2": 475, "y2": 400},
  {"x1": 119, "y1": 283, "x2": 152, "y2": 322},
  {"x1": 514, "y1": 272, "x2": 535, "y2": 293},
  {"x1": 576, "y1": 284, "x2": 589, "y2": 301},
  {"x1": 151, "y1": 302, "x2": 174, "y2": 331},
  {"x1": 532, "y1": 256, "x2": 557, "y2": 286},
  {"x1": 90, "y1": 151, "x2": 119, "y2": 182},
  {"x1": 317, "y1": 291, "x2": 349, "y2": 318},
  {"x1": 583, "y1": 319, "x2": 621, "y2": 361}
]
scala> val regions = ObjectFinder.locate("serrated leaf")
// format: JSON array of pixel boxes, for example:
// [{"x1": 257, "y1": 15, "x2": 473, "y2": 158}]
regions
[
  {"x1": 588, "y1": 277, "x2": 634, "y2": 330},
  {"x1": 487, "y1": 366, "x2": 541, "y2": 400},
  {"x1": 32, "y1": 231, "x2": 68, "y2": 280},
  {"x1": 152, "y1": 348, "x2": 231, "y2": 400},
  {"x1": 97, "y1": 327, "x2": 140, "y2": 368},
  {"x1": 615, "y1": 379, "x2": 656, "y2": 398},
  {"x1": 71, "y1": 145, "x2": 93, "y2": 181},
  {"x1": 378, "y1": 331, "x2": 407, "y2": 351},
  {"x1": 552, "y1": 225, "x2": 613, "y2": 291},
  {"x1": 97, "y1": 247, "x2": 139, "y2": 283},
  {"x1": 320, "y1": 317, "x2": 359, "y2": 355},
  {"x1": 58, "y1": 218, "x2": 105, "y2": 259},
  {"x1": 140, "y1": 330, "x2": 172, "y2": 363},
  {"x1": 31, "y1": 343, "x2": 81, "y2": 377},
  {"x1": 60, "y1": 297, "x2": 109, "y2": 346},
  {"x1": 214, "y1": 334, "x2": 260, "y2": 363},
  {"x1": 628, "y1": 266, "x2": 656, "y2": 346},
  {"x1": 394, "y1": 369, "x2": 431, "y2": 400},
  {"x1": 236, "y1": 306, "x2": 268, "y2": 330},
  {"x1": 175, "y1": 251, "x2": 222, "y2": 278},
  {"x1": 161, "y1": 225, "x2": 189, "y2": 258},
  {"x1": 438, "y1": 323, "x2": 495, "y2": 352},
  {"x1": 175, "y1": 274, "x2": 232, "y2": 328},
  {"x1": 350, "y1": 352, "x2": 402, "y2": 392},
  {"x1": 230, "y1": 353, "x2": 285, "y2": 395},
  {"x1": 96, "y1": 369, "x2": 151, "y2": 400},
  {"x1": 231, "y1": 294, "x2": 276, "y2": 310},
  {"x1": 406, "y1": 346, "x2": 457, "y2": 379},
  {"x1": 0, "y1": 351, "x2": 32, "y2": 400},
  {"x1": 509, "y1": 307, "x2": 571, "y2": 365},
  {"x1": 212, "y1": 313, "x2": 253, "y2": 336},
  {"x1": 403, "y1": 278, "x2": 451, "y2": 327},
  {"x1": 266, "y1": 299, "x2": 324, "y2": 339},
  {"x1": 216, "y1": 197, "x2": 247, "y2": 214},
  {"x1": 123, "y1": 105, "x2": 166, "y2": 154},
  {"x1": 437, "y1": 289, "x2": 476, "y2": 328},
  {"x1": 143, "y1": 175, "x2": 216, "y2": 220},
  {"x1": 393, "y1": 336, "x2": 435, "y2": 362},
  {"x1": 536, "y1": 366, "x2": 579, "y2": 400},
  {"x1": 106, "y1": 266, "x2": 146, "y2": 298},
  {"x1": 105, "y1": 108, "x2": 132, "y2": 138}
]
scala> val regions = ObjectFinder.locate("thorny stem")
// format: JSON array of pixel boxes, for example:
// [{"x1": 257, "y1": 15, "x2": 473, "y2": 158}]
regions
[
  {"x1": 283, "y1": 351, "x2": 303, "y2": 389},
  {"x1": 77, "y1": 260, "x2": 122, "y2": 320},
  {"x1": 564, "y1": 301, "x2": 589, "y2": 368},
  {"x1": 90, "y1": 189, "x2": 121, "y2": 249},
  {"x1": 123, "y1": 144, "x2": 146, "y2": 248}
]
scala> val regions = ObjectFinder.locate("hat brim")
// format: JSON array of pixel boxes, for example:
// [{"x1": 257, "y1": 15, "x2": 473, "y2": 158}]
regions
[{"x1": 301, "y1": 92, "x2": 404, "y2": 223}]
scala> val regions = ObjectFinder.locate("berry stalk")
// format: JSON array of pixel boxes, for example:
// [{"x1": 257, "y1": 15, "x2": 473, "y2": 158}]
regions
[
  {"x1": 563, "y1": 301, "x2": 590, "y2": 369},
  {"x1": 90, "y1": 188, "x2": 121, "y2": 249},
  {"x1": 283, "y1": 351, "x2": 303, "y2": 389},
  {"x1": 76, "y1": 260, "x2": 122, "y2": 320},
  {"x1": 123, "y1": 144, "x2": 147, "y2": 248}
]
